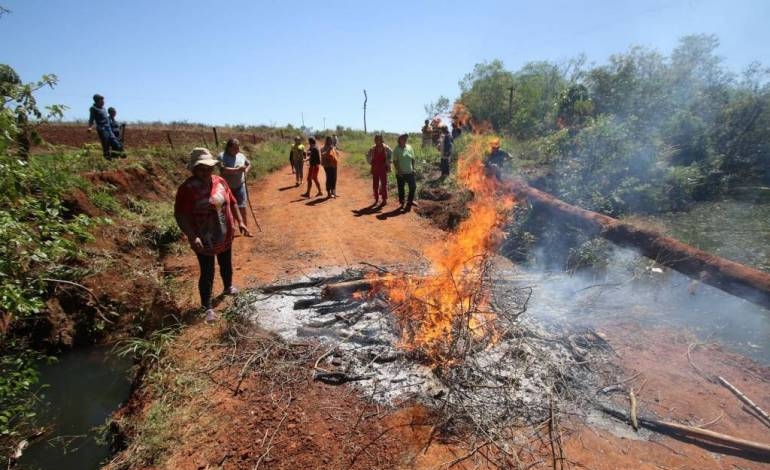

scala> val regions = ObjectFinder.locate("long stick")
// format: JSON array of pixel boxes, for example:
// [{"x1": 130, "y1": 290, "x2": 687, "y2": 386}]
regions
[
  {"x1": 600, "y1": 404, "x2": 770, "y2": 457},
  {"x1": 244, "y1": 183, "x2": 262, "y2": 232},
  {"x1": 718, "y1": 376, "x2": 770, "y2": 429}
]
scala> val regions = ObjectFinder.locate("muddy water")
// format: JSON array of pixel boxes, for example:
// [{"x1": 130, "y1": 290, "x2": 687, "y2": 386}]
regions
[{"x1": 16, "y1": 348, "x2": 132, "y2": 470}]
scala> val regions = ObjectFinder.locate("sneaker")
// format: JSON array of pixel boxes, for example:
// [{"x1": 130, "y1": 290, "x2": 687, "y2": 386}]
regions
[
  {"x1": 204, "y1": 309, "x2": 218, "y2": 322},
  {"x1": 409, "y1": 200, "x2": 419, "y2": 208},
  {"x1": 301, "y1": 192, "x2": 310, "y2": 197},
  {"x1": 224, "y1": 286, "x2": 239, "y2": 295},
  {"x1": 315, "y1": 192, "x2": 323, "y2": 197}
]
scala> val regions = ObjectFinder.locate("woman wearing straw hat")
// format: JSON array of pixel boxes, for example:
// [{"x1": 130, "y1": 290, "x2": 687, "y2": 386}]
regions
[{"x1": 174, "y1": 148, "x2": 251, "y2": 322}]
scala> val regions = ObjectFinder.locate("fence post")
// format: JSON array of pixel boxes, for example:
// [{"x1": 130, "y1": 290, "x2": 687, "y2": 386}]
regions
[
  {"x1": 166, "y1": 131, "x2": 175, "y2": 151},
  {"x1": 213, "y1": 127, "x2": 219, "y2": 148}
]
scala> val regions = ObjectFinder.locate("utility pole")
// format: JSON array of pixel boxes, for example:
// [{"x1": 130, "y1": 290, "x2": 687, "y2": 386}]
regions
[
  {"x1": 301, "y1": 112, "x2": 305, "y2": 128},
  {"x1": 323, "y1": 117, "x2": 326, "y2": 130},
  {"x1": 508, "y1": 86, "x2": 514, "y2": 135},
  {"x1": 363, "y1": 89, "x2": 368, "y2": 133}
]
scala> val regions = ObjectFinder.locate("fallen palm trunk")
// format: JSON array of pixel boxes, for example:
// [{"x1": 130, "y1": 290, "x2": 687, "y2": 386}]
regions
[
  {"x1": 508, "y1": 179, "x2": 770, "y2": 310},
  {"x1": 599, "y1": 404, "x2": 770, "y2": 458}
]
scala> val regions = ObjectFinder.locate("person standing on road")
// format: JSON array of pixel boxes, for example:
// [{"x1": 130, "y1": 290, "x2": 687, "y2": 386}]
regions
[
  {"x1": 439, "y1": 126, "x2": 453, "y2": 178},
  {"x1": 321, "y1": 135, "x2": 340, "y2": 198},
  {"x1": 393, "y1": 133, "x2": 418, "y2": 211},
  {"x1": 421, "y1": 119, "x2": 433, "y2": 148},
  {"x1": 88, "y1": 94, "x2": 123, "y2": 159},
  {"x1": 289, "y1": 136, "x2": 305, "y2": 187},
  {"x1": 366, "y1": 134, "x2": 392, "y2": 206},
  {"x1": 301, "y1": 137, "x2": 323, "y2": 197},
  {"x1": 174, "y1": 148, "x2": 250, "y2": 322},
  {"x1": 218, "y1": 138, "x2": 251, "y2": 227}
]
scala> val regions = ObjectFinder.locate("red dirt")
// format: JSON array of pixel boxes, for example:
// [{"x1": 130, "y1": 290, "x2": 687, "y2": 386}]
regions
[
  {"x1": 110, "y1": 151, "x2": 770, "y2": 469},
  {"x1": 37, "y1": 123, "x2": 265, "y2": 150}
]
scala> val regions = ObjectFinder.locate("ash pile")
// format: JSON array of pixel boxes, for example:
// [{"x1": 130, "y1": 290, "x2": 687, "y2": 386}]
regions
[{"x1": 230, "y1": 267, "x2": 611, "y2": 436}]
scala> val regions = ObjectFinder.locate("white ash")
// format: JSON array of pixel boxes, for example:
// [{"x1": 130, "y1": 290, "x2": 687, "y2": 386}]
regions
[{"x1": 231, "y1": 268, "x2": 608, "y2": 429}]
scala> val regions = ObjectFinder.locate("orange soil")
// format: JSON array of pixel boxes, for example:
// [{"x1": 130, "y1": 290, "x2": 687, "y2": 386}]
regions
[{"x1": 125, "y1": 152, "x2": 770, "y2": 469}]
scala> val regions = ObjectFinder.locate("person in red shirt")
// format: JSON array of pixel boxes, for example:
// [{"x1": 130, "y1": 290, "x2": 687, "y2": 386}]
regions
[
  {"x1": 174, "y1": 148, "x2": 250, "y2": 322},
  {"x1": 365, "y1": 134, "x2": 392, "y2": 206}
]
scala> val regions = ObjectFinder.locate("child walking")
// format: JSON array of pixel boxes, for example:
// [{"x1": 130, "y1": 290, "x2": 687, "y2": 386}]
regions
[{"x1": 301, "y1": 137, "x2": 322, "y2": 197}]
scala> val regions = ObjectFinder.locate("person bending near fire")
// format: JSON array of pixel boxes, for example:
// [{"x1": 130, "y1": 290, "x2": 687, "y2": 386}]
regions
[
  {"x1": 484, "y1": 138, "x2": 512, "y2": 181},
  {"x1": 174, "y1": 148, "x2": 250, "y2": 322}
]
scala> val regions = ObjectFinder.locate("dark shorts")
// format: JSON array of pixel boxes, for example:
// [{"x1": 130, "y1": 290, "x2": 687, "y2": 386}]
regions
[{"x1": 231, "y1": 184, "x2": 247, "y2": 208}]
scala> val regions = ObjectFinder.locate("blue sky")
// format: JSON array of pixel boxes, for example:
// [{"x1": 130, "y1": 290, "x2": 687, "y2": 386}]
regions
[{"x1": 2, "y1": 0, "x2": 768, "y2": 132}]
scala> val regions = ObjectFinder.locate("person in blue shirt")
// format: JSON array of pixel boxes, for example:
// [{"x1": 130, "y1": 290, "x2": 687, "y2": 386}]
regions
[
  {"x1": 107, "y1": 107, "x2": 123, "y2": 144},
  {"x1": 88, "y1": 94, "x2": 123, "y2": 159}
]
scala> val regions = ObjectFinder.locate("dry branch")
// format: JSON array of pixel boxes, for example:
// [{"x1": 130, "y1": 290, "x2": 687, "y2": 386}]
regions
[
  {"x1": 717, "y1": 376, "x2": 770, "y2": 429},
  {"x1": 599, "y1": 404, "x2": 770, "y2": 457}
]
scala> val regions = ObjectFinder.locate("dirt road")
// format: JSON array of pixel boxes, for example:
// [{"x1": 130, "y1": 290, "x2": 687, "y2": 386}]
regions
[
  {"x1": 140, "y1": 154, "x2": 770, "y2": 470},
  {"x1": 169, "y1": 152, "x2": 442, "y2": 307}
]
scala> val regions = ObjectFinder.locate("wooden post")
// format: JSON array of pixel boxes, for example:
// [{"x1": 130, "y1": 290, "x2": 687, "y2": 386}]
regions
[
  {"x1": 252, "y1": 133, "x2": 257, "y2": 144},
  {"x1": 166, "y1": 131, "x2": 174, "y2": 151},
  {"x1": 363, "y1": 89, "x2": 368, "y2": 133},
  {"x1": 212, "y1": 127, "x2": 219, "y2": 148}
]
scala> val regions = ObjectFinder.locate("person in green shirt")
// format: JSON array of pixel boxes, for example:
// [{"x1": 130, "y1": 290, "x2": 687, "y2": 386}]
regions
[
  {"x1": 289, "y1": 136, "x2": 305, "y2": 186},
  {"x1": 392, "y1": 133, "x2": 418, "y2": 211}
]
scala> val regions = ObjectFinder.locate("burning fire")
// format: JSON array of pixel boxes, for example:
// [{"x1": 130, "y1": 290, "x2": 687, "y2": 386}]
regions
[{"x1": 383, "y1": 135, "x2": 515, "y2": 364}]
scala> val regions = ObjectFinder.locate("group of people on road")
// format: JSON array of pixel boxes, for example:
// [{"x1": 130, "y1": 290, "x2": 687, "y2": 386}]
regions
[
  {"x1": 289, "y1": 135, "x2": 340, "y2": 198},
  {"x1": 173, "y1": 122, "x2": 511, "y2": 323},
  {"x1": 88, "y1": 93, "x2": 125, "y2": 159}
]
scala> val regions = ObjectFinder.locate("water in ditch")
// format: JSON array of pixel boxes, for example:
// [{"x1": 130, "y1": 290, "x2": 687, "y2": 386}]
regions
[{"x1": 16, "y1": 347, "x2": 133, "y2": 470}]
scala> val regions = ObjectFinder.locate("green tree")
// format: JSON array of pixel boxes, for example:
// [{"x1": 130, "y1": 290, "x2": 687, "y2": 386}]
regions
[
  {"x1": 458, "y1": 60, "x2": 516, "y2": 131},
  {"x1": 424, "y1": 95, "x2": 450, "y2": 120}
]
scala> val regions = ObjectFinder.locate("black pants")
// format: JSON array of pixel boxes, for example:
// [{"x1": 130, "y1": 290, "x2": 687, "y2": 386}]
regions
[
  {"x1": 196, "y1": 249, "x2": 232, "y2": 309},
  {"x1": 440, "y1": 157, "x2": 450, "y2": 176},
  {"x1": 98, "y1": 129, "x2": 124, "y2": 158},
  {"x1": 396, "y1": 173, "x2": 416, "y2": 205},
  {"x1": 324, "y1": 166, "x2": 337, "y2": 193}
]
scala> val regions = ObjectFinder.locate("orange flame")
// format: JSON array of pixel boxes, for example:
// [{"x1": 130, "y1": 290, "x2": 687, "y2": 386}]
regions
[{"x1": 383, "y1": 135, "x2": 515, "y2": 364}]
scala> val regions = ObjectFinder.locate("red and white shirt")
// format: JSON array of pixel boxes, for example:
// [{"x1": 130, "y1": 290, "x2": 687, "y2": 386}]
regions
[{"x1": 174, "y1": 175, "x2": 237, "y2": 255}]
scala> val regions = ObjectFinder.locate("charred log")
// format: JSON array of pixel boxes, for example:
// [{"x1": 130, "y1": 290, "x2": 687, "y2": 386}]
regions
[{"x1": 508, "y1": 179, "x2": 770, "y2": 309}]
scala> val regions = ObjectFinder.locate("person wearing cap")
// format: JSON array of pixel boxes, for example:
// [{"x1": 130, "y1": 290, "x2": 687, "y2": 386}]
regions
[
  {"x1": 392, "y1": 133, "x2": 418, "y2": 211},
  {"x1": 218, "y1": 138, "x2": 251, "y2": 227},
  {"x1": 484, "y1": 137, "x2": 512, "y2": 181},
  {"x1": 289, "y1": 136, "x2": 305, "y2": 186},
  {"x1": 87, "y1": 94, "x2": 123, "y2": 159},
  {"x1": 174, "y1": 148, "x2": 250, "y2": 322},
  {"x1": 366, "y1": 134, "x2": 392, "y2": 206}
]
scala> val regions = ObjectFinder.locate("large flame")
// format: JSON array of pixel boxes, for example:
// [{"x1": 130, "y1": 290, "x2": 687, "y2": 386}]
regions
[{"x1": 384, "y1": 135, "x2": 515, "y2": 364}]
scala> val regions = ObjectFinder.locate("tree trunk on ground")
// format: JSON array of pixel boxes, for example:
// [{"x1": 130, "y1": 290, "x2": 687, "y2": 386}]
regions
[{"x1": 507, "y1": 179, "x2": 770, "y2": 310}]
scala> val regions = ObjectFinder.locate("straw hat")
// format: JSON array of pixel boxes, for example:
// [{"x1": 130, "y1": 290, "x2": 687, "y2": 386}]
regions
[{"x1": 187, "y1": 148, "x2": 219, "y2": 170}]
